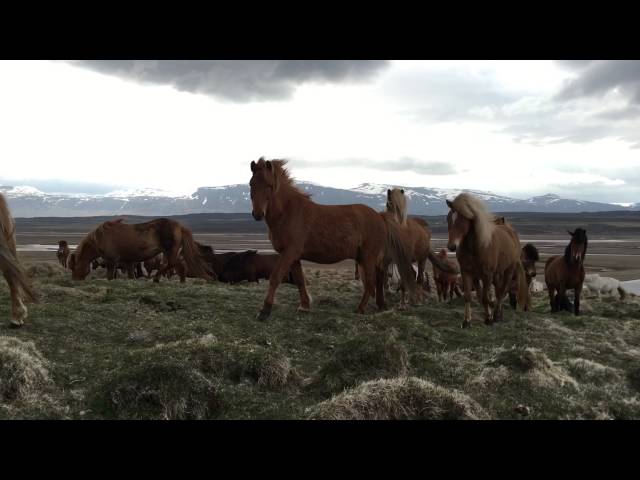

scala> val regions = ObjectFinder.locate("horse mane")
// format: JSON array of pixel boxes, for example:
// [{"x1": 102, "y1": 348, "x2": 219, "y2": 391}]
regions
[
  {"x1": 522, "y1": 243, "x2": 539, "y2": 262},
  {"x1": 75, "y1": 219, "x2": 125, "y2": 260},
  {"x1": 450, "y1": 193, "x2": 496, "y2": 248},
  {"x1": 0, "y1": 193, "x2": 15, "y2": 238},
  {"x1": 386, "y1": 188, "x2": 408, "y2": 225},
  {"x1": 258, "y1": 157, "x2": 311, "y2": 200}
]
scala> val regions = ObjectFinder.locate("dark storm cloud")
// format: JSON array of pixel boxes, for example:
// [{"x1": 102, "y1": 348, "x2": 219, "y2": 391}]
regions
[
  {"x1": 292, "y1": 157, "x2": 457, "y2": 176},
  {"x1": 556, "y1": 60, "x2": 640, "y2": 103},
  {"x1": 68, "y1": 60, "x2": 390, "y2": 102}
]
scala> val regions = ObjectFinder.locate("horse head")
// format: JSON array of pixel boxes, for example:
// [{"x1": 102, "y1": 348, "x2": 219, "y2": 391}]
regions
[
  {"x1": 445, "y1": 199, "x2": 472, "y2": 252},
  {"x1": 565, "y1": 228, "x2": 588, "y2": 265},
  {"x1": 249, "y1": 157, "x2": 279, "y2": 221}
]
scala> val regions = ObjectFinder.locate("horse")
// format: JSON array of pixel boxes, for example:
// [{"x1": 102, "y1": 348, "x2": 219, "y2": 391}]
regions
[
  {"x1": 446, "y1": 193, "x2": 529, "y2": 328},
  {"x1": 57, "y1": 240, "x2": 71, "y2": 268},
  {"x1": 220, "y1": 250, "x2": 300, "y2": 286},
  {"x1": 70, "y1": 218, "x2": 213, "y2": 283},
  {"x1": 544, "y1": 229, "x2": 587, "y2": 315},
  {"x1": 508, "y1": 243, "x2": 540, "y2": 311},
  {"x1": 0, "y1": 193, "x2": 37, "y2": 327},
  {"x1": 433, "y1": 248, "x2": 461, "y2": 302},
  {"x1": 385, "y1": 188, "x2": 457, "y2": 307},
  {"x1": 584, "y1": 274, "x2": 627, "y2": 299},
  {"x1": 249, "y1": 157, "x2": 417, "y2": 321}
]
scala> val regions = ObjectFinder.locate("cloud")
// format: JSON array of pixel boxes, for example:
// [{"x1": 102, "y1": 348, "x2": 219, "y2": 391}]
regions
[
  {"x1": 291, "y1": 157, "x2": 457, "y2": 176},
  {"x1": 556, "y1": 60, "x2": 640, "y2": 104},
  {"x1": 67, "y1": 60, "x2": 390, "y2": 102}
]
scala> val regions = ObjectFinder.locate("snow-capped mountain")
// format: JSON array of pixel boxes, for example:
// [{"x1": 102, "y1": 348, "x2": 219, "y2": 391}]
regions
[{"x1": 0, "y1": 183, "x2": 636, "y2": 217}]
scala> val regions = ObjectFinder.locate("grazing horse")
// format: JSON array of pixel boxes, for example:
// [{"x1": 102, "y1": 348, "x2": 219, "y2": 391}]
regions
[
  {"x1": 509, "y1": 243, "x2": 540, "y2": 311},
  {"x1": 544, "y1": 229, "x2": 587, "y2": 315},
  {"x1": 70, "y1": 218, "x2": 212, "y2": 283},
  {"x1": 386, "y1": 188, "x2": 456, "y2": 301},
  {"x1": 433, "y1": 248, "x2": 461, "y2": 301},
  {"x1": 249, "y1": 157, "x2": 417, "y2": 321},
  {"x1": 221, "y1": 250, "x2": 299, "y2": 286},
  {"x1": 446, "y1": 193, "x2": 529, "y2": 328},
  {"x1": 0, "y1": 193, "x2": 37, "y2": 327},
  {"x1": 57, "y1": 240, "x2": 71, "y2": 268}
]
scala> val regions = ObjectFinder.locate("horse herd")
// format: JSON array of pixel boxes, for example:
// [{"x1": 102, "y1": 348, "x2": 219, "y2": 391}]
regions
[{"x1": 1, "y1": 158, "x2": 591, "y2": 329}]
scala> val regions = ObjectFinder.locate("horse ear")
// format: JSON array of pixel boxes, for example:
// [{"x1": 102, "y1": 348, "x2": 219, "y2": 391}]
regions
[
  {"x1": 387, "y1": 189, "x2": 391, "y2": 197},
  {"x1": 446, "y1": 199, "x2": 454, "y2": 209},
  {"x1": 250, "y1": 160, "x2": 256, "y2": 172},
  {"x1": 568, "y1": 230, "x2": 575, "y2": 236},
  {"x1": 401, "y1": 189, "x2": 404, "y2": 194},
  {"x1": 265, "y1": 160, "x2": 273, "y2": 172}
]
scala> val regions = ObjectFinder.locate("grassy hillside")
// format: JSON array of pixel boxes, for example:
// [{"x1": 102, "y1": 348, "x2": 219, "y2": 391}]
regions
[{"x1": 1, "y1": 262, "x2": 639, "y2": 420}]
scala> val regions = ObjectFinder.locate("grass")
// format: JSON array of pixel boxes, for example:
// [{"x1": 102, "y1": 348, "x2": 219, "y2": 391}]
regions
[{"x1": 0, "y1": 262, "x2": 639, "y2": 419}]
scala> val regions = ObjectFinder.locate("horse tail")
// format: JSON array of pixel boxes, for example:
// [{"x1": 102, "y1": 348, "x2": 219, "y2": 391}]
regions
[
  {"x1": 427, "y1": 250, "x2": 458, "y2": 275},
  {"x1": 515, "y1": 261, "x2": 529, "y2": 311},
  {"x1": 180, "y1": 227, "x2": 215, "y2": 281},
  {"x1": 0, "y1": 239, "x2": 37, "y2": 303},
  {"x1": 383, "y1": 216, "x2": 417, "y2": 297}
]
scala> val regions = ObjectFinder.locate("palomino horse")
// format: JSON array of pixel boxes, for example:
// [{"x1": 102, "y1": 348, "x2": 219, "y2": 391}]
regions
[
  {"x1": 385, "y1": 188, "x2": 457, "y2": 307},
  {"x1": 249, "y1": 157, "x2": 417, "y2": 321},
  {"x1": 57, "y1": 240, "x2": 71, "y2": 268},
  {"x1": 544, "y1": 229, "x2": 587, "y2": 315},
  {"x1": 0, "y1": 193, "x2": 37, "y2": 327},
  {"x1": 509, "y1": 243, "x2": 539, "y2": 311},
  {"x1": 71, "y1": 218, "x2": 213, "y2": 283},
  {"x1": 446, "y1": 193, "x2": 529, "y2": 328}
]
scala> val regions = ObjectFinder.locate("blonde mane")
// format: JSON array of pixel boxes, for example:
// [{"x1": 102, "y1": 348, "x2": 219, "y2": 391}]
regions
[
  {"x1": 450, "y1": 193, "x2": 496, "y2": 248},
  {"x1": 386, "y1": 188, "x2": 408, "y2": 225}
]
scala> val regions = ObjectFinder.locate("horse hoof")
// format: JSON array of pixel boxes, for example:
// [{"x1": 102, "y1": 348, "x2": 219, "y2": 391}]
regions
[
  {"x1": 297, "y1": 305, "x2": 311, "y2": 313},
  {"x1": 256, "y1": 310, "x2": 271, "y2": 322},
  {"x1": 9, "y1": 321, "x2": 23, "y2": 329},
  {"x1": 461, "y1": 320, "x2": 471, "y2": 329}
]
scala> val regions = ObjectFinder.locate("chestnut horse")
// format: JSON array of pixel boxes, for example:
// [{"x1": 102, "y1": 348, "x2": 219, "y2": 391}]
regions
[
  {"x1": 433, "y1": 248, "x2": 461, "y2": 302},
  {"x1": 57, "y1": 240, "x2": 71, "y2": 268},
  {"x1": 544, "y1": 229, "x2": 587, "y2": 315},
  {"x1": 385, "y1": 188, "x2": 457, "y2": 306},
  {"x1": 71, "y1": 218, "x2": 212, "y2": 283},
  {"x1": 0, "y1": 193, "x2": 37, "y2": 327},
  {"x1": 509, "y1": 243, "x2": 539, "y2": 311},
  {"x1": 446, "y1": 193, "x2": 529, "y2": 328},
  {"x1": 249, "y1": 158, "x2": 417, "y2": 321}
]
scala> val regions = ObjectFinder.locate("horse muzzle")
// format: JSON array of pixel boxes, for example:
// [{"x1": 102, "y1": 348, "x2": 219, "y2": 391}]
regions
[
  {"x1": 447, "y1": 243, "x2": 457, "y2": 252},
  {"x1": 252, "y1": 210, "x2": 263, "y2": 221}
]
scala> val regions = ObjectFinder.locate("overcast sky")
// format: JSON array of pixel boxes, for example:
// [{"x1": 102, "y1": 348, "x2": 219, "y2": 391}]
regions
[{"x1": 0, "y1": 60, "x2": 639, "y2": 203}]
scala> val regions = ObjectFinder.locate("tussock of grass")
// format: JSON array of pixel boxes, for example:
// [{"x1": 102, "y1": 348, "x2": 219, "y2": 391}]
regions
[
  {"x1": 94, "y1": 357, "x2": 220, "y2": 420},
  {"x1": 491, "y1": 346, "x2": 577, "y2": 389},
  {"x1": 565, "y1": 358, "x2": 622, "y2": 385},
  {"x1": 308, "y1": 376, "x2": 489, "y2": 420},
  {"x1": 0, "y1": 337, "x2": 53, "y2": 403},
  {"x1": 311, "y1": 330, "x2": 409, "y2": 394},
  {"x1": 25, "y1": 262, "x2": 67, "y2": 278}
]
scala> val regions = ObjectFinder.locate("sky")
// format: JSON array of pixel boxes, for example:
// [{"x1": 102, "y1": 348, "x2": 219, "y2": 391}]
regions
[{"x1": 0, "y1": 60, "x2": 639, "y2": 203}]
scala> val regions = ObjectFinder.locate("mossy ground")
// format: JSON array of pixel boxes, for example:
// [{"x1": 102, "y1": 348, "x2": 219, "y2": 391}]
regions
[{"x1": 1, "y1": 262, "x2": 639, "y2": 419}]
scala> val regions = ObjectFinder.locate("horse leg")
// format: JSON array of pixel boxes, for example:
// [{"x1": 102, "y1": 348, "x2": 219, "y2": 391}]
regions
[
  {"x1": 354, "y1": 261, "x2": 360, "y2": 281},
  {"x1": 290, "y1": 260, "x2": 311, "y2": 312},
  {"x1": 356, "y1": 258, "x2": 377, "y2": 314},
  {"x1": 375, "y1": 266, "x2": 387, "y2": 310},
  {"x1": 461, "y1": 272, "x2": 474, "y2": 328},
  {"x1": 574, "y1": 284, "x2": 582, "y2": 316},
  {"x1": 257, "y1": 250, "x2": 300, "y2": 321},
  {"x1": 5, "y1": 275, "x2": 27, "y2": 327}
]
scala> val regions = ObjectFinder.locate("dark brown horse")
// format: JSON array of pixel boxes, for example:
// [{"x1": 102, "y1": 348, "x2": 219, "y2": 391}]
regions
[
  {"x1": 221, "y1": 250, "x2": 299, "y2": 286},
  {"x1": 71, "y1": 218, "x2": 212, "y2": 283},
  {"x1": 249, "y1": 157, "x2": 417, "y2": 321},
  {"x1": 446, "y1": 193, "x2": 529, "y2": 328},
  {"x1": 509, "y1": 243, "x2": 539, "y2": 311},
  {"x1": 0, "y1": 193, "x2": 37, "y2": 327},
  {"x1": 544, "y1": 229, "x2": 587, "y2": 315},
  {"x1": 57, "y1": 240, "x2": 71, "y2": 268}
]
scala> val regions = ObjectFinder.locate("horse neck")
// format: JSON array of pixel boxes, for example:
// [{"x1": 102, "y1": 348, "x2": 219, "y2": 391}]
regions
[
  {"x1": 265, "y1": 186, "x2": 307, "y2": 228},
  {"x1": 460, "y1": 223, "x2": 484, "y2": 256}
]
